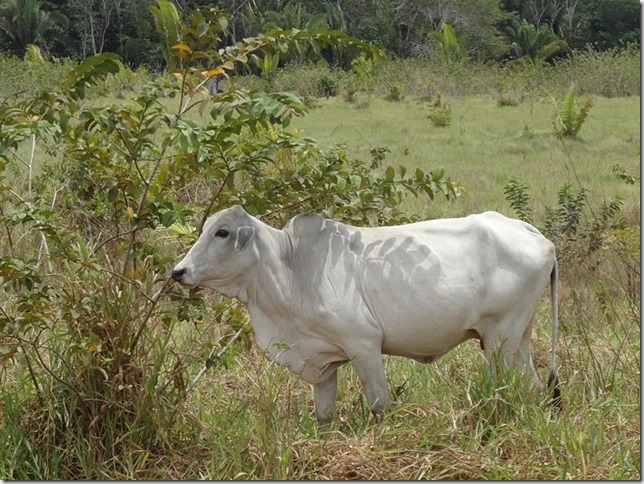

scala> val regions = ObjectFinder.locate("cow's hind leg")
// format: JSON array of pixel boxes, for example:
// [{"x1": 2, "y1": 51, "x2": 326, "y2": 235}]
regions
[
  {"x1": 481, "y1": 315, "x2": 540, "y2": 390},
  {"x1": 517, "y1": 317, "x2": 541, "y2": 390}
]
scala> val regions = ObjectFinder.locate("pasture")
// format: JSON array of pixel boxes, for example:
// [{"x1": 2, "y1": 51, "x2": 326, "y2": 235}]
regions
[
  {"x1": 295, "y1": 95, "x2": 640, "y2": 218},
  {"x1": 0, "y1": 52, "x2": 640, "y2": 479}
]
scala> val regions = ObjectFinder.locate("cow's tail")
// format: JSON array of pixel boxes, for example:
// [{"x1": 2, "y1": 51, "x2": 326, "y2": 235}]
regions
[{"x1": 547, "y1": 258, "x2": 562, "y2": 409}]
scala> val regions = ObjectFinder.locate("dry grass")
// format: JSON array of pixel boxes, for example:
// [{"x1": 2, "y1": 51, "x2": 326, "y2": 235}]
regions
[{"x1": 291, "y1": 437, "x2": 493, "y2": 480}]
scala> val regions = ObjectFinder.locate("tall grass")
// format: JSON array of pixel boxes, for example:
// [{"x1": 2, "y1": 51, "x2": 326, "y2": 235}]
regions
[
  {"x1": 0, "y1": 55, "x2": 78, "y2": 103},
  {"x1": 0, "y1": 54, "x2": 152, "y2": 104},
  {"x1": 236, "y1": 44, "x2": 640, "y2": 100}
]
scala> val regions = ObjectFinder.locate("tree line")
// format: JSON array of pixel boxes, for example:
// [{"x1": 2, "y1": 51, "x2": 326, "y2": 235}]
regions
[{"x1": 0, "y1": 0, "x2": 639, "y2": 70}]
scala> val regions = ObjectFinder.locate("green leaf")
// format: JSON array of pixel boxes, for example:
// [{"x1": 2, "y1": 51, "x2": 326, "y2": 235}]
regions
[
  {"x1": 385, "y1": 165, "x2": 395, "y2": 182},
  {"x1": 431, "y1": 167, "x2": 445, "y2": 183},
  {"x1": 107, "y1": 186, "x2": 119, "y2": 203},
  {"x1": 415, "y1": 168, "x2": 425, "y2": 182},
  {"x1": 60, "y1": 53, "x2": 122, "y2": 100}
]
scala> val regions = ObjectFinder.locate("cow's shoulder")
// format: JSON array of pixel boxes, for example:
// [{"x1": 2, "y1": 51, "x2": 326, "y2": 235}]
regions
[
  {"x1": 284, "y1": 213, "x2": 354, "y2": 243},
  {"x1": 284, "y1": 212, "x2": 325, "y2": 239}
]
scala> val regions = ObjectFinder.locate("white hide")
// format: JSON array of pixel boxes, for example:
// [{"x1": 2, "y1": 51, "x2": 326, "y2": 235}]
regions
[{"x1": 172, "y1": 205, "x2": 559, "y2": 423}]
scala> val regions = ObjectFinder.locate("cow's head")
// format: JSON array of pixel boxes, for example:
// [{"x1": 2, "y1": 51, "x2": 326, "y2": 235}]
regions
[{"x1": 171, "y1": 206, "x2": 258, "y2": 292}]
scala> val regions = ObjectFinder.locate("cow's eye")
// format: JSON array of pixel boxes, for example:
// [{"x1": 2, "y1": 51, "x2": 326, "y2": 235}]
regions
[{"x1": 215, "y1": 229, "x2": 230, "y2": 238}]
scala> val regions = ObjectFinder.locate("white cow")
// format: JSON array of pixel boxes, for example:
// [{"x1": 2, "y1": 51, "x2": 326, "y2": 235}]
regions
[{"x1": 172, "y1": 205, "x2": 559, "y2": 424}]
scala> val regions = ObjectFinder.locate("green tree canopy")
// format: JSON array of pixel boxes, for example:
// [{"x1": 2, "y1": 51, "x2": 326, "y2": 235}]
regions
[
  {"x1": 506, "y1": 19, "x2": 567, "y2": 63},
  {"x1": 0, "y1": 0, "x2": 68, "y2": 56},
  {"x1": 0, "y1": 0, "x2": 639, "y2": 66}
]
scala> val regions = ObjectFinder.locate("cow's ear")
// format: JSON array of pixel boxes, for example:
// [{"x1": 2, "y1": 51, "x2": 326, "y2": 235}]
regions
[{"x1": 235, "y1": 226, "x2": 255, "y2": 253}]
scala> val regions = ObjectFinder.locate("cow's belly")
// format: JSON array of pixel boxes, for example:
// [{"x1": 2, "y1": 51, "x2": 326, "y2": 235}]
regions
[
  {"x1": 360, "y1": 245, "x2": 487, "y2": 359},
  {"x1": 380, "y1": 321, "x2": 477, "y2": 360},
  {"x1": 366, "y1": 288, "x2": 480, "y2": 356}
]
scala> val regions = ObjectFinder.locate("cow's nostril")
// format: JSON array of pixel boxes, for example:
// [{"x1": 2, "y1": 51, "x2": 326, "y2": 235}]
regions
[{"x1": 171, "y1": 267, "x2": 187, "y2": 281}]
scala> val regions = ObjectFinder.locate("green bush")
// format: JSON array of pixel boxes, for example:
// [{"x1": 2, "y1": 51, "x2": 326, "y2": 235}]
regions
[
  {"x1": 503, "y1": 175, "x2": 640, "y2": 402},
  {"x1": 88, "y1": 66, "x2": 153, "y2": 98},
  {"x1": 316, "y1": 72, "x2": 340, "y2": 99},
  {"x1": 551, "y1": 44, "x2": 640, "y2": 97},
  {"x1": 553, "y1": 84, "x2": 593, "y2": 138},
  {"x1": 503, "y1": 175, "x2": 634, "y2": 271},
  {"x1": 427, "y1": 105, "x2": 452, "y2": 127},
  {"x1": 385, "y1": 83, "x2": 404, "y2": 101},
  {"x1": 231, "y1": 44, "x2": 639, "y2": 103},
  {"x1": 342, "y1": 55, "x2": 375, "y2": 104},
  {"x1": 333, "y1": 46, "x2": 639, "y2": 100},
  {"x1": 0, "y1": 54, "x2": 153, "y2": 104},
  {"x1": 272, "y1": 62, "x2": 344, "y2": 99}
]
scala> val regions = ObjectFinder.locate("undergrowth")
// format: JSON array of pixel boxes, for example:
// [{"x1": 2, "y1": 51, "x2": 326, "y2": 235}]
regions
[{"x1": 234, "y1": 44, "x2": 640, "y2": 101}]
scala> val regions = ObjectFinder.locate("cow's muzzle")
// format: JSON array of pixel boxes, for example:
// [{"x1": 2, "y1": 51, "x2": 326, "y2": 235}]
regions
[{"x1": 171, "y1": 267, "x2": 187, "y2": 283}]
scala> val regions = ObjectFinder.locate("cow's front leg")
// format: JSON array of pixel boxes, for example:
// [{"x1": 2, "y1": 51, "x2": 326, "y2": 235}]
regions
[
  {"x1": 314, "y1": 369, "x2": 338, "y2": 428},
  {"x1": 351, "y1": 352, "x2": 390, "y2": 421}
]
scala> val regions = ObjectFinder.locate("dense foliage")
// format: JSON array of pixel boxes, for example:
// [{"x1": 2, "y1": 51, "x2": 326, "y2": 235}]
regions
[{"x1": 0, "y1": 0, "x2": 639, "y2": 66}]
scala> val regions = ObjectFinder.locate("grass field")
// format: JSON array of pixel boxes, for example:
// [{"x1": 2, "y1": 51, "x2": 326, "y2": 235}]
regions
[
  {"x1": 0, "y1": 55, "x2": 640, "y2": 479},
  {"x1": 294, "y1": 95, "x2": 640, "y2": 218}
]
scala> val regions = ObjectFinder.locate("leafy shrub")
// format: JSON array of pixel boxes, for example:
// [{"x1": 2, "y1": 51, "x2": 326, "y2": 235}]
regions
[
  {"x1": 552, "y1": 44, "x2": 640, "y2": 97},
  {"x1": 503, "y1": 176, "x2": 629, "y2": 265},
  {"x1": 385, "y1": 83, "x2": 404, "y2": 101},
  {"x1": 326, "y1": 46, "x2": 640, "y2": 101},
  {"x1": 610, "y1": 164, "x2": 638, "y2": 185},
  {"x1": 89, "y1": 66, "x2": 153, "y2": 98},
  {"x1": 0, "y1": 54, "x2": 78, "y2": 103},
  {"x1": 342, "y1": 55, "x2": 375, "y2": 104},
  {"x1": 503, "y1": 175, "x2": 640, "y2": 398},
  {"x1": 272, "y1": 62, "x2": 344, "y2": 98},
  {"x1": 553, "y1": 84, "x2": 593, "y2": 137},
  {"x1": 504, "y1": 178, "x2": 533, "y2": 223},
  {"x1": 316, "y1": 72, "x2": 339, "y2": 99},
  {"x1": 427, "y1": 106, "x2": 452, "y2": 127},
  {"x1": 343, "y1": 80, "x2": 359, "y2": 103}
]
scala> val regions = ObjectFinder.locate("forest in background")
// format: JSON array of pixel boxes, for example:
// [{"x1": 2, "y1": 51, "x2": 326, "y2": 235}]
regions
[{"x1": 0, "y1": 0, "x2": 640, "y2": 70}]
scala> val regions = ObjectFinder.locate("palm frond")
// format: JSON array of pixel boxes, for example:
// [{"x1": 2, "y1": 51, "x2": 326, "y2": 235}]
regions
[{"x1": 149, "y1": 0, "x2": 182, "y2": 71}]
